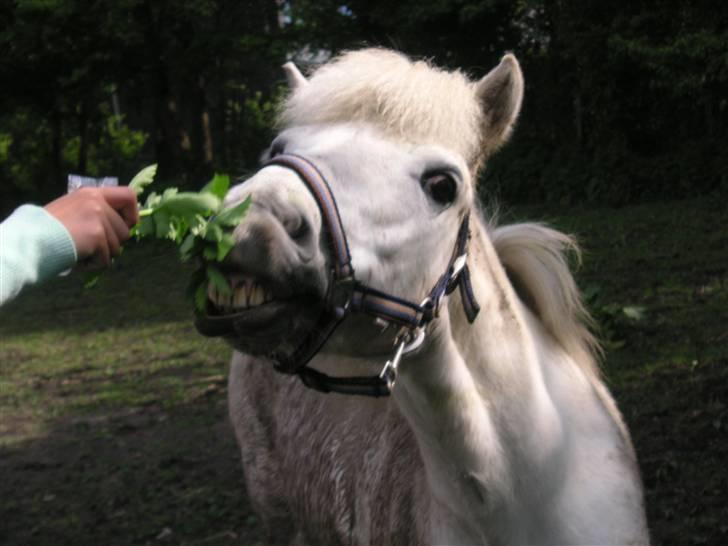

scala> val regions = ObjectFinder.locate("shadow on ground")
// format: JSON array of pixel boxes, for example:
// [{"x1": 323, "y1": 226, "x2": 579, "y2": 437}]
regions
[
  {"x1": 0, "y1": 391, "x2": 262, "y2": 546},
  {"x1": 615, "y1": 358, "x2": 728, "y2": 545}
]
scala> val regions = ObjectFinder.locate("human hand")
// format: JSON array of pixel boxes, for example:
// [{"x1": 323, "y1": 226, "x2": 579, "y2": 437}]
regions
[{"x1": 44, "y1": 187, "x2": 139, "y2": 268}]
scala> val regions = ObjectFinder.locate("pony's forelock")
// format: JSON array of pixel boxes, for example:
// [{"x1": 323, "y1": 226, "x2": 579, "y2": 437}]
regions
[{"x1": 279, "y1": 49, "x2": 487, "y2": 172}]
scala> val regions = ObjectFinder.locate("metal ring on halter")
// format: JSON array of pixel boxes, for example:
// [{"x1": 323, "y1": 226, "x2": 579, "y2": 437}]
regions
[{"x1": 402, "y1": 327, "x2": 426, "y2": 354}]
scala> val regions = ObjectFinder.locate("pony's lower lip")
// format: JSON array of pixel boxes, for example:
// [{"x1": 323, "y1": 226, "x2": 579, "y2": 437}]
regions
[
  {"x1": 195, "y1": 296, "x2": 324, "y2": 353},
  {"x1": 208, "y1": 299, "x2": 279, "y2": 318},
  {"x1": 202, "y1": 300, "x2": 294, "y2": 330}
]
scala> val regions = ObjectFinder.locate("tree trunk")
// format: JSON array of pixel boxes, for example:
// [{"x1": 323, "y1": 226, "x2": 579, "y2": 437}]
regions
[
  {"x1": 78, "y1": 99, "x2": 89, "y2": 174},
  {"x1": 50, "y1": 105, "x2": 63, "y2": 196},
  {"x1": 197, "y1": 76, "x2": 214, "y2": 171},
  {"x1": 573, "y1": 90, "x2": 583, "y2": 147},
  {"x1": 201, "y1": 109, "x2": 213, "y2": 165},
  {"x1": 704, "y1": 90, "x2": 714, "y2": 139}
]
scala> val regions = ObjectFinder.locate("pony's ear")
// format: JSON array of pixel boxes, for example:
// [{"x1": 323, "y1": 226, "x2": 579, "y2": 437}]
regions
[
  {"x1": 282, "y1": 62, "x2": 308, "y2": 90},
  {"x1": 476, "y1": 54, "x2": 524, "y2": 153}
]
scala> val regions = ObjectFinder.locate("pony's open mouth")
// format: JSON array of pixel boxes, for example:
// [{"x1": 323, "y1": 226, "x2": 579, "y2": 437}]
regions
[
  {"x1": 197, "y1": 272, "x2": 325, "y2": 356},
  {"x1": 207, "y1": 275, "x2": 276, "y2": 314}
]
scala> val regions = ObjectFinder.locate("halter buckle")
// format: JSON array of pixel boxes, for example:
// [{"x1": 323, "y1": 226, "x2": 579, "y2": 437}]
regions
[
  {"x1": 378, "y1": 327, "x2": 426, "y2": 390},
  {"x1": 328, "y1": 275, "x2": 357, "y2": 318},
  {"x1": 450, "y1": 253, "x2": 468, "y2": 282}
]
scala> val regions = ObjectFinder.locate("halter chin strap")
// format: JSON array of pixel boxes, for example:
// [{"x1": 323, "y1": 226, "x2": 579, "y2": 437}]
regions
[{"x1": 197, "y1": 153, "x2": 480, "y2": 397}]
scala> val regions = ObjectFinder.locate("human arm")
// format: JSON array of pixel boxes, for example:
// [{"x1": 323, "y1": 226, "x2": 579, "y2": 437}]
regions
[{"x1": 0, "y1": 187, "x2": 138, "y2": 306}]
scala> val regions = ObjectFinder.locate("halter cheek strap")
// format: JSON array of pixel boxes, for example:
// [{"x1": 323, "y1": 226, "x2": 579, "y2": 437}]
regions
[
  {"x1": 196, "y1": 153, "x2": 480, "y2": 397},
  {"x1": 265, "y1": 155, "x2": 354, "y2": 280}
]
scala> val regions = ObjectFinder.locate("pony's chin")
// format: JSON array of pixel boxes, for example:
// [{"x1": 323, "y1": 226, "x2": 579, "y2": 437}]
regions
[{"x1": 196, "y1": 298, "x2": 324, "y2": 357}]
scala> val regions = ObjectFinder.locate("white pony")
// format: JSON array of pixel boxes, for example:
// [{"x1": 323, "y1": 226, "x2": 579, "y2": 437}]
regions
[{"x1": 201, "y1": 49, "x2": 649, "y2": 545}]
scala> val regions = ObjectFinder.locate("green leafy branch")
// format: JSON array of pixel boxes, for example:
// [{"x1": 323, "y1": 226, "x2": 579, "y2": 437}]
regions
[{"x1": 127, "y1": 164, "x2": 251, "y2": 311}]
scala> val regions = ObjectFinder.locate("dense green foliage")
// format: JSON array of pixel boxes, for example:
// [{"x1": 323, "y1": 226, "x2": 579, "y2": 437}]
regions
[
  {"x1": 126, "y1": 165, "x2": 251, "y2": 310},
  {"x1": 0, "y1": 0, "x2": 283, "y2": 211},
  {"x1": 287, "y1": 0, "x2": 728, "y2": 204},
  {"x1": 1, "y1": 1, "x2": 726, "y2": 209}
]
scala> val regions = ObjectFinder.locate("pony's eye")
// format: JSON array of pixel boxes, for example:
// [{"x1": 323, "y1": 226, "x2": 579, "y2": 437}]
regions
[{"x1": 422, "y1": 172, "x2": 457, "y2": 205}]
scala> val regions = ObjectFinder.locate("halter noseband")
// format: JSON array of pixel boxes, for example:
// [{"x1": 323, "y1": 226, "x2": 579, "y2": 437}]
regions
[{"x1": 196, "y1": 153, "x2": 480, "y2": 397}]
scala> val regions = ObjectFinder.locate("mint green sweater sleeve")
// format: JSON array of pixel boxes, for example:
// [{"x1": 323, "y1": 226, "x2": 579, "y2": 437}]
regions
[{"x1": 0, "y1": 205, "x2": 77, "y2": 306}]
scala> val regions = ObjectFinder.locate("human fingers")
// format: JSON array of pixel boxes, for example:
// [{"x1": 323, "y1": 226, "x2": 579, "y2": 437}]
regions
[
  {"x1": 102, "y1": 198, "x2": 132, "y2": 244},
  {"x1": 101, "y1": 207, "x2": 122, "y2": 258},
  {"x1": 100, "y1": 186, "x2": 139, "y2": 227},
  {"x1": 90, "y1": 218, "x2": 113, "y2": 268}
]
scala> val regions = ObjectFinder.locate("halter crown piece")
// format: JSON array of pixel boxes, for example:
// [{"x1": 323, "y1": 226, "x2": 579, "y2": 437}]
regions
[{"x1": 196, "y1": 154, "x2": 480, "y2": 397}]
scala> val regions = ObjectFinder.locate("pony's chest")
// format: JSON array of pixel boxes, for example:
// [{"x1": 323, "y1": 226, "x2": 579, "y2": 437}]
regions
[{"x1": 233, "y1": 361, "x2": 428, "y2": 543}]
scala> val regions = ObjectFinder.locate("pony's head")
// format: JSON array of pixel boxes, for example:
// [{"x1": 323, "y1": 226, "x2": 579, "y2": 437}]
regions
[{"x1": 205, "y1": 49, "x2": 523, "y2": 360}]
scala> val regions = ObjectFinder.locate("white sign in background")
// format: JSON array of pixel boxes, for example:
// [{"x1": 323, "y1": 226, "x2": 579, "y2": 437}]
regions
[{"x1": 67, "y1": 174, "x2": 119, "y2": 193}]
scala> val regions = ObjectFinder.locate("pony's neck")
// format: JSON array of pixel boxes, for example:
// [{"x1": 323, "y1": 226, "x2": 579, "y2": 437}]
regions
[{"x1": 392, "y1": 220, "x2": 567, "y2": 543}]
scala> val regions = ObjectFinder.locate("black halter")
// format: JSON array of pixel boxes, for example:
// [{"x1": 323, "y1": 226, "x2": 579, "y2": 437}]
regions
[{"x1": 196, "y1": 154, "x2": 479, "y2": 397}]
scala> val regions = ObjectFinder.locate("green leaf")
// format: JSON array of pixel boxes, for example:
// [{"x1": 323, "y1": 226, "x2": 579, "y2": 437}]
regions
[
  {"x1": 155, "y1": 192, "x2": 221, "y2": 217},
  {"x1": 90, "y1": 167, "x2": 243, "y2": 314},
  {"x1": 154, "y1": 209, "x2": 172, "y2": 239},
  {"x1": 187, "y1": 267, "x2": 207, "y2": 296},
  {"x1": 84, "y1": 273, "x2": 101, "y2": 289},
  {"x1": 203, "y1": 245, "x2": 218, "y2": 260},
  {"x1": 189, "y1": 214, "x2": 209, "y2": 237},
  {"x1": 201, "y1": 174, "x2": 230, "y2": 199},
  {"x1": 206, "y1": 264, "x2": 231, "y2": 296},
  {"x1": 161, "y1": 187, "x2": 179, "y2": 200},
  {"x1": 136, "y1": 216, "x2": 155, "y2": 238},
  {"x1": 143, "y1": 191, "x2": 162, "y2": 210},
  {"x1": 622, "y1": 306, "x2": 646, "y2": 321},
  {"x1": 204, "y1": 223, "x2": 223, "y2": 242},
  {"x1": 217, "y1": 233, "x2": 236, "y2": 261},
  {"x1": 213, "y1": 196, "x2": 251, "y2": 227},
  {"x1": 128, "y1": 164, "x2": 157, "y2": 196},
  {"x1": 194, "y1": 281, "x2": 208, "y2": 312},
  {"x1": 167, "y1": 217, "x2": 188, "y2": 244},
  {"x1": 179, "y1": 233, "x2": 197, "y2": 259}
]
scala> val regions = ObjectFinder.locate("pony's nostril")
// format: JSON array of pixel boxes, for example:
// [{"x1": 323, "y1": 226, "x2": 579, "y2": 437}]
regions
[{"x1": 286, "y1": 214, "x2": 310, "y2": 241}]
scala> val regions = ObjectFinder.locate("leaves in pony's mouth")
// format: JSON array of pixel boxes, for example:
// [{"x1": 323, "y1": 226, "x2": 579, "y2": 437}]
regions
[{"x1": 91, "y1": 165, "x2": 251, "y2": 312}]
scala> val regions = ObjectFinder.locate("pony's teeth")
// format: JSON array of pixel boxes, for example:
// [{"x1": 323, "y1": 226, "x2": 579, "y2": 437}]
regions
[
  {"x1": 234, "y1": 288, "x2": 246, "y2": 308},
  {"x1": 222, "y1": 278, "x2": 274, "y2": 310},
  {"x1": 250, "y1": 285, "x2": 264, "y2": 307}
]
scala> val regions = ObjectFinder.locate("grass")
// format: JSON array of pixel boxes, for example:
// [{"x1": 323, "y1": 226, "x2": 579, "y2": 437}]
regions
[
  {"x1": 1, "y1": 197, "x2": 727, "y2": 545},
  {"x1": 0, "y1": 242, "x2": 261, "y2": 545}
]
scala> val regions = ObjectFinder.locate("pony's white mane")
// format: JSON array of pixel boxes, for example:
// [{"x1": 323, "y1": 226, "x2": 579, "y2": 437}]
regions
[
  {"x1": 489, "y1": 221, "x2": 638, "y2": 444},
  {"x1": 280, "y1": 49, "x2": 486, "y2": 170},
  {"x1": 491, "y1": 222, "x2": 601, "y2": 377}
]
